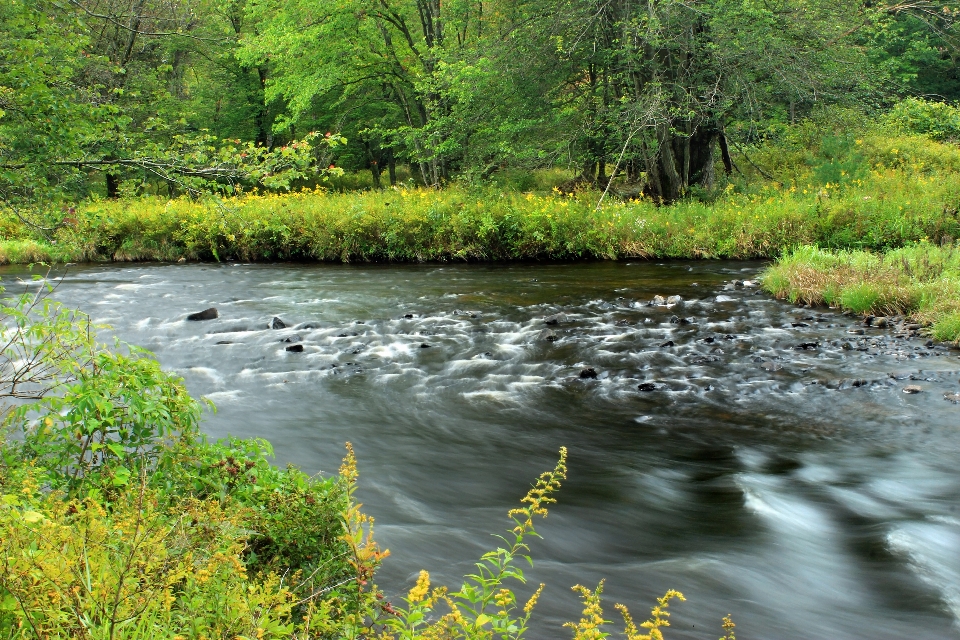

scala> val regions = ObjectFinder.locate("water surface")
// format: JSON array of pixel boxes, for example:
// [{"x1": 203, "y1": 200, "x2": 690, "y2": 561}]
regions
[{"x1": 10, "y1": 260, "x2": 960, "y2": 640}]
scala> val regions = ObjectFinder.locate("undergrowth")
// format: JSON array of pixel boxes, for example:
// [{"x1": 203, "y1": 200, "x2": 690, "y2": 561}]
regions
[{"x1": 1, "y1": 126, "x2": 960, "y2": 264}]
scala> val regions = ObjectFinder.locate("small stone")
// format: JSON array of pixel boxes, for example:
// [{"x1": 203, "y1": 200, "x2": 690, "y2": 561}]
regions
[
  {"x1": 791, "y1": 322, "x2": 810, "y2": 328},
  {"x1": 666, "y1": 295, "x2": 683, "y2": 307},
  {"x1": 270, "y1": 317, "x2": 286, "y2": 329},
  {"x1": 848, "y1": 328, "x2": 865, "y2": 335},
  {"x1": 539, "y1": 329, "x2": 558, "y2": 342},
  {"x1": 742, "y1": 280, "x2": 758, "y2": 288},
  {"x1": 760, "y1": 361, "x2": 782, "y2": 372},
  {"x1": 903, "y1": 385, "x2": 922, "y2": 394},
  {"x1": 715, "y1": 295, "x2": 736, "y2": 303},
  {"x1": 579, "y1": 367, "x2": 598, "y2": 379},
  {"x1": 543, "y1": 312, "x2": 568, "y2": 325},
  {"x1": 404, "y1": 313, "x2": 414, "y2": 319},
  {"x1": 282, "y1": 335, "x2": 302, "y2": 343},
  {"x1": 795, "y1": 342, "x2": 819, "y2": 350},
  {"x1": 420, "y1": 343, "x2": 431, "y2": 348},
  {"x1": 638, "y1": 382, "x2": 659, "y2": 392},
  {"x1": 215, "y1": 340, "x2": 233, "y2": 345},
  {"x1": 874, "y1": 317, "x2": 888, "y2": 328},
  {"x1": 285, "y1": 344, "x2": 304, "y2": 353},
  {"x1": 863, "y1": 315, "x2": 876, "y2": 327},
  {"x1": 944, "y1": 393, "x2": 960, "y2": 404},
  {"x1": 669, "y1": 315, "x2": 680, "y2": 324},
  {"x1": 187, "y1": 308, "x2": 218, "y2": 321},
  {"x1": 652, "y1": 295, "x2": 667, "y2": 306},
  {"x1": 659, "y1": 340, "x2": 675, "y2": 348}
]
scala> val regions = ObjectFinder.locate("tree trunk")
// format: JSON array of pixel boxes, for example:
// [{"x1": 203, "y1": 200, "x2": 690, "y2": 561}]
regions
[
  {"x1": 388, "y1": 153, "x2": 397, "y2": 186},
  {"x1": 718, "y1": 133, "x2": 733, "y2": 175},
  {"x1": 106, "y1": 171, "x2": 120, "y2": 199}
]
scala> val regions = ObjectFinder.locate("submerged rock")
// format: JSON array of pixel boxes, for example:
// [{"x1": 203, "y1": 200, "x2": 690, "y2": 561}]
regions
[
  {"x1": 187, "y1": 307, "x2": 218, "y2": 321},
  {"x1": 282, "y1": 335, "x2": 302, "y2": 343},
  {"x1": 538, "y1": 329, "x2": 558, "y2": 342},
  {"x1": 659, "y1": 340, "x2": 675, "y2": 348}
]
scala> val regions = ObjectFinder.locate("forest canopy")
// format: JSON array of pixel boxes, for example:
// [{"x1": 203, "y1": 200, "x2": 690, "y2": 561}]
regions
[{"x1": 1, "y1": 0, "x2": 958, "y2": 205}]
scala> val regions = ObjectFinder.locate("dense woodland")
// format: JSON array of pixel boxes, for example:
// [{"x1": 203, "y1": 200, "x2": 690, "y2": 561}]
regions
[{"x1": 2, "y1": 0, "x2": 959, "y2": 206}]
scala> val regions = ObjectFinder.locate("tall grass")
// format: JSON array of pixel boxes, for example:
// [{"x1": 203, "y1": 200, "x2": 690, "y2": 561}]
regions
[{"x1": 763, "y1": 243, "x2": 960, "y2": 342}]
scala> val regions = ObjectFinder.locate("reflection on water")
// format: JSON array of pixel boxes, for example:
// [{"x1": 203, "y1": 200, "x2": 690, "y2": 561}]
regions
[{"x1": 8, "y1": 260, "x2": 960, "y2": 639}]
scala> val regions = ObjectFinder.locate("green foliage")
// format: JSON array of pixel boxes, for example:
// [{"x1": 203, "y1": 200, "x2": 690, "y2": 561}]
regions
[{"x1": 883, "y1": 98, "x2": 960, "y2": 141}]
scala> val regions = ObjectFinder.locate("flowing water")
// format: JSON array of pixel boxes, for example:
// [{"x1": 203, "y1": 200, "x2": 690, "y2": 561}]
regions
[{"x1": 8, "y1": 260, "x2": 960, "y2": 639}]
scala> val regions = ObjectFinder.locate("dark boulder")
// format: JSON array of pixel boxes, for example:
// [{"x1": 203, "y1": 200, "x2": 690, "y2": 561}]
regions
[
  {"x1": 187, "y1": 308, "x2": 218, "y2": 321},
  {"x1": 637, "y1": 382, "x2": 659, "y2": 392},
  {"x1": 270, "y1": 317, "x2": 286, "y2": 330},
  {"x1": 285, "y1": 344, "x2": 304, "y2": 353},
  {"x1": 579, "y1": 367, "x2": 598, "y2": 379}
]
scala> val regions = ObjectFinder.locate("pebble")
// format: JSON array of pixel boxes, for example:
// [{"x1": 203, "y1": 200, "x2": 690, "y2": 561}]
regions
[{"x1": 903, "y1": 385, "x2": 923, "y2": 394}]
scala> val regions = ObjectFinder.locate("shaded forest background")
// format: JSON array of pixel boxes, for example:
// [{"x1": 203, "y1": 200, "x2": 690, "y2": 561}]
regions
[{"x1": 2, "y1": 0, "x2": 959, "y2": 206}]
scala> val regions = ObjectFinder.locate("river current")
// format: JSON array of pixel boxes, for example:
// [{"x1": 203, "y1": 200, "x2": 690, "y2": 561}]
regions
[{"x1": 8, "y1": 260, "x2": 960, "y2": 639}]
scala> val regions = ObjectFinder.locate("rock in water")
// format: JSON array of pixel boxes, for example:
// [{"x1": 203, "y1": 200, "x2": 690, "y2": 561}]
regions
[
  {"x1": 944, "y1": 393, "x2": 960, "y2": 404},
  {"x1": 637, "y1": 382, "x2": 659, "y2": 392},
  {"x1": 285, "y1": 344, "x2": 304, "y2": 353},
  {"x1": 579, "y1": 367, "x2": 598, "y2": 379},
  {"x1": 270, "y1": 317, "x2": 286, "y2": 329},
  {"x1": 903, "y1": 385, "x2": 922, "y2": 394},
  {"x1": 715, "y1": 295, "x2": 736, "y2": 303},
  {"x1": 652, "y1": 295, "x2": 666, "y2": 306},
  {"x1": 282, "y1": 335, "x2": 302, "y2": 343},
  {"x1": 543, "y1": 312, "x2": 568, "y2": 325},
  {"x1": 187, "y1": 308, "x2": 218, "y2": 321},
  {"x1": 539, "y1": 329, "x2": 559, "y2": 342},
  {"x1": 666, "y1": 295, "x2": 683, "y2": 308}
]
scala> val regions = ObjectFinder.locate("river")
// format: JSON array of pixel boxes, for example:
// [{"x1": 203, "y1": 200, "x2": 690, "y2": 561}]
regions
[{"x1": 7, "y1": 260, "x2": 960, "y2": 639}]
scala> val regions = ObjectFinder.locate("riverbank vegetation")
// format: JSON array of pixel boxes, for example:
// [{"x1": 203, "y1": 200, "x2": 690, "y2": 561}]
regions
[
  {"x1": 3, "y1": 109, "x2": 960, "y2": 264},
  {"x1": 764, "y1": 243, "x2": 960, "y2": 342}
]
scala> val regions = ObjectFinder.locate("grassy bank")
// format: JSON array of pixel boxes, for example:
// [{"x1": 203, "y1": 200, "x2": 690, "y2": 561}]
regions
[
  {"x1": 1, "y1": 130, "x2": 959, "y2": 265},
  {"x1": 763, "y1": 243, "x2": 960, "y2": 342}
]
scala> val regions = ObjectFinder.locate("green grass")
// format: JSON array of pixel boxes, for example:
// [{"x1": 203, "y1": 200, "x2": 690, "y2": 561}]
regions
[{"x1": 763, "y1": 243, "x2": 960, "y2": 342}]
